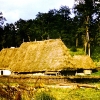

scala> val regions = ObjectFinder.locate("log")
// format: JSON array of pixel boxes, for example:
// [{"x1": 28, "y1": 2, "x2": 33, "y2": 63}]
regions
[{"x1": 77, "y1": 84, "x2": 98, "y2": 89}]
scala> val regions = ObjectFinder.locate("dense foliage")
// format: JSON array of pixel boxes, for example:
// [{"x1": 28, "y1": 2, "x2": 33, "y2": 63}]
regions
[{"x1": 0, "y1": 0, "x2": 100, "y2": 56}]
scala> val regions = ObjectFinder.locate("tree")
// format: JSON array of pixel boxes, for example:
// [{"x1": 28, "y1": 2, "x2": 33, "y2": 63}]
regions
[
  {"x1": 0, "y1": 12, "x2": 6, "y2": 49},
  {"x1": 74, "y1": 0, "x2": 99, "y2": 56},
  {"x1": 0, "y1": 12, "x2": 6, "y2": 28},
  {"x1": 3, "y1": 23, "x2": 16, "y2": 48}
]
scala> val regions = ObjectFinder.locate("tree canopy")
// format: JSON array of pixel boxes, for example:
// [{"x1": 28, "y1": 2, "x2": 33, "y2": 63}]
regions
[{"x1": 0, "y1": 1, "x2": 100, "y2": 57}]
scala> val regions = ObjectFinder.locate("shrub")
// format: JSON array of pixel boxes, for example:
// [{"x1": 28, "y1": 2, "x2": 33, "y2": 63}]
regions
[
  {"x1": 34, "y1": 91, "x2": 56, "y2": 100},
  {"x1": 70, "y1": 46, "x2": 77, "y2": 52}
]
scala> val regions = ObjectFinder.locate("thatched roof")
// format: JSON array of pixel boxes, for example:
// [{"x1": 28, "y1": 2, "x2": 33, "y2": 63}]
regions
[
  {"x1": 0, "y1": 48, "x2": 18, "y2": 69},
  {"x1": 0, "y1": 39, "x2": 96, "y2": 72},
  {"x1": 8, "y1": 39, "x2": 74, "y2": 72},
  {"x1": 73, "y1": 55, "x2": 96, "y2": 69}
]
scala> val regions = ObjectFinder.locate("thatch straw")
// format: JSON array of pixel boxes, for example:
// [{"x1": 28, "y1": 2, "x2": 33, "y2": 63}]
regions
[
  {"x1": 73, "y1": 55, "x2": 96, "y2": 69},
  {"x1": 0, "y1": 39, "x2": 96, "y2": 72},
  {"x1": 9, "y1": 39, "x2": 75, "y2": 72},
  {"x1": 0, "y1": 48, "x2": 18, "y2": 69}
]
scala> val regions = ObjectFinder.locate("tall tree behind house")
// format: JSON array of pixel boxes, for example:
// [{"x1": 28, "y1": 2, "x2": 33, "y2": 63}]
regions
[{"x1": 74, "y1": 0, "x2": 100, "y2": 56}]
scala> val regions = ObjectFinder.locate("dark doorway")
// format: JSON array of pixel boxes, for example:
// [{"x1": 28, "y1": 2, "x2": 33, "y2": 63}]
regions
[{"x1": 1, "y1": 70, "x2": 3, "y2": 75}]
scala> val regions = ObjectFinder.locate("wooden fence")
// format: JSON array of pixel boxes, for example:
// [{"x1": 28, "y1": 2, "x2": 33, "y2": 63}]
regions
[{"x1": 0, "y1": 75, "x2": 100, "y2": 84}]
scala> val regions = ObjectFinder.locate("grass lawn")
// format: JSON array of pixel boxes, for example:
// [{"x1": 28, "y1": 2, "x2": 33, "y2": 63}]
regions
[
  {"x1": 34, "y1": 86, "x2": 100, "y2": 100},
  {"x1": 1, "y1": 76, "x2": 100, "y2": 100}
]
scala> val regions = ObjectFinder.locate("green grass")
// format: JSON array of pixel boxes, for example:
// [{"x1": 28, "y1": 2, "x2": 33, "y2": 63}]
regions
[
  {"x1": 34, "y1": 91, "x2": 55, "y2": 100},
  {"x1": 91, "y1": 46, "x2": 100, "y2": 66},
  {"x1": 35, "y1": 88, "x2": 100, "y2": 100},
  {"x1": 92, "y1": 71, "x2": 100, "y2": 76},
  {"x1": 0, "y1": 85, "x2": 100, "y2": 100},
  {"x1": 1, "y1": 76, "x2": 100, "y2": 100},
  {"x1": 69, "y1": 48, "x2": 85, "y2": 56}
]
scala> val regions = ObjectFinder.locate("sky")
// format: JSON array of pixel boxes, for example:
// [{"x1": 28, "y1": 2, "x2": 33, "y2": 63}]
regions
[{"x1": 0, "y1": 0, "x2": 75, "y2": 24}]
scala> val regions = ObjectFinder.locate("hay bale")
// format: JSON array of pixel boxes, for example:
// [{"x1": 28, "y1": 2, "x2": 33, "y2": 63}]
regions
[
  {"x1": 73, "y1": 55, "x2": 96, "y2": 69},
  {"x1": 9, "y1": 39, "x2": 75, "y2": 72},
  {"x1": 0, "y1": 48, "x2": 18, "y2": 69}
]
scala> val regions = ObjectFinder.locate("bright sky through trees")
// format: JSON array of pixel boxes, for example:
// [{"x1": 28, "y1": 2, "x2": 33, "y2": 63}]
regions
[{"x1": 0, "y1": 0, "x2": 74, "y2": 23}]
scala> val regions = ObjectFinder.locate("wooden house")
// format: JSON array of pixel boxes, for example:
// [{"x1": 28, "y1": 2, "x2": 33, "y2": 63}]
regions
[{"x1": 0, "y1": 39, "x2": 96, "y2": 76}]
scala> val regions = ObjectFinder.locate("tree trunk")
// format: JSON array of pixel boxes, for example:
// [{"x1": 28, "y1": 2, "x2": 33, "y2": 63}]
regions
[
  {"x1": 28, "y1": 36, "x2": 30, "y2": 42},
  {"x1": 85, "y1": 16, "x2": 90, "y2": 56},
  {"x1": 76, "y1": 34, "x2": 78, "y2": 47},
  {"x1": 88, "y1": 43, "x2": 90, "y2": 56},
  {"x1": 84, "y1": 42, "x2": 87, "y2": 55},
  {"x1": 76, "y1": 37, "x2": 78, "y2": 47}
]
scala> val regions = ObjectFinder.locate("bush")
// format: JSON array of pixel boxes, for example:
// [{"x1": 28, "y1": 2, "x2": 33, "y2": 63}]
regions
[
  {"x1": 34, "y1": 91, "x2": 56, "y2": 100},
  {"x1": 70, "y1": 46, "x2": 77, "y2": 52},
  {"x1": 91, "y1": 46, "x2": 100, "y2": 62}
]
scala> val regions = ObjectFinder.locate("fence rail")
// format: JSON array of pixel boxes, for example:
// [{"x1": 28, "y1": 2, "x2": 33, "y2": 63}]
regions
[{"x1": 0, "y1": 75, "x2": 100, "y2": 84}]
